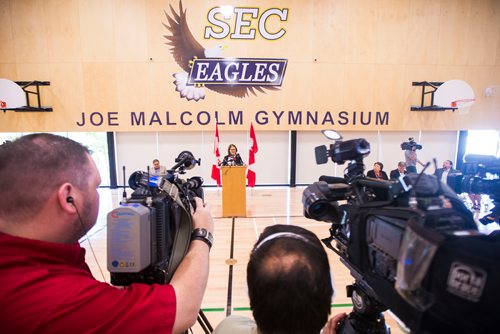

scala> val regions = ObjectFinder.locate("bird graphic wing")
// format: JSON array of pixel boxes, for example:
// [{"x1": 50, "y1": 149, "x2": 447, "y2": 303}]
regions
[
  {"x1": 163, "y1": 1, "x2": 205, "y2": 72},
  {"x1": 163, "y1": 0, "x2": 283, "y2": 100}
]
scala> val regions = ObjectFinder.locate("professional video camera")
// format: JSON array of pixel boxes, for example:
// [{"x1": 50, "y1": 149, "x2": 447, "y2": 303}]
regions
[
  {"x1": 401, "y1": 137, "x2": 422, "y2": 150},
  {"x1": 303, "y1": 131, "x2": 500, "y2": 334},
  {"x1": 107, "y1": 151, "x2": 203, "y2": 286},
  {"x1": 448, "y1": 154, "x2": 500, "y2": 226}
]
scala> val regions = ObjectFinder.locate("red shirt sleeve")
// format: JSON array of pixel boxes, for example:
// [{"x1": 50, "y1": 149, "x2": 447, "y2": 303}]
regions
[{"x1": 0, "y1": 233, "x2": 177, "y2": 334}]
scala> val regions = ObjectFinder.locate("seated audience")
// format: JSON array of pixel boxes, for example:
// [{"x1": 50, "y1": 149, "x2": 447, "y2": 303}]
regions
[
  {"x1": 434, "y1": 159, "x2": 458, "y2": 185},
  {"x1": 151, "y1": 158, "x2": 167, "y2": 176},
  {"x1": 220, "y1": 144, "x2": 244, "y2": 166},
  {"x1": 0, "y1": 133, "x2": 214, "y2": 333},
  {"x1": 367, "y1": 162, "x2": 388, "y2": 180},
  {"x1": 213, "y1": 224, "x2": 347, "y2": 334},
  {"x1": 390, "y1": 161, "x2": 407, "y2": 180}
]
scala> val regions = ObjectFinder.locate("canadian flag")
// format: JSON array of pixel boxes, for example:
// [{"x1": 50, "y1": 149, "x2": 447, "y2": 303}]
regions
[
  {"x1": 211, "y1": 124, "x2": 221, "y2": 186},
  {"x1": 246, "y1": 123, "x2": 259, "y2": 187}
]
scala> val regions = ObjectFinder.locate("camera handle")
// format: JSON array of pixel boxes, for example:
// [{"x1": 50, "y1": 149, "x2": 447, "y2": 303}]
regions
[{"x1": 170, "y1": 151, "x2": 201, "y2": 175}]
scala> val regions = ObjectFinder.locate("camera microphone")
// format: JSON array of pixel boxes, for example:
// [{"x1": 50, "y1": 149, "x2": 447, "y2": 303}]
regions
[
  {"x1": 122, "y1": 166, "x2": 127, "y2": 202},
  {"x1": 408, "y1": 162, "x2": 432, "y2": 209}
]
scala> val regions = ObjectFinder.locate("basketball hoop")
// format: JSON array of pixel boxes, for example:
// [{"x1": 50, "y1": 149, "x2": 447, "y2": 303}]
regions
[
  {"x1": 434, "y1": 80, "x2": 475, "y2": 110},
  {"x1": 0, "y1": 79, "x2": 27, "y2": 109},
  {"x1": 451, "y1": 98, "x2": 475, "y2": 108}
]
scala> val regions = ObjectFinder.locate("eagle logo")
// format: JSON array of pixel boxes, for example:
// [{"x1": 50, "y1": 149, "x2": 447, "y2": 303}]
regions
[{"x1": 163, "y1": 1, "x2": 287, "y2": 101}]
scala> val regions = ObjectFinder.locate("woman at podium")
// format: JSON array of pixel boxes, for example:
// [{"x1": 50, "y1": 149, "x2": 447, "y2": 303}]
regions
[{"x1": 220, "y1": 144, "x2": 244, "y2": 166}]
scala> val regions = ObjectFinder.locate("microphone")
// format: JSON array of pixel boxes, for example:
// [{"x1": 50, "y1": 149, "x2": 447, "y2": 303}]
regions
[{"x1": 408, "y1": 161, "x2": 431, "y2": 209}]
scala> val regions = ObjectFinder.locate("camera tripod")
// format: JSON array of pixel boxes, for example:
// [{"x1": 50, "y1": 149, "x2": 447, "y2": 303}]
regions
[
  {"x1": 182, "y1": 310, "x2": 213, "y2": 334},
  {"x1": 337, "y1": 284, "x2": 390, "y2": 334}
]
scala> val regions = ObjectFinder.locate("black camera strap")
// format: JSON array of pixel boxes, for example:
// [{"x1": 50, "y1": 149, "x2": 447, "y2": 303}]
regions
[{"x1": 164, "y1": 181, "x2": 193, "y2": 283}]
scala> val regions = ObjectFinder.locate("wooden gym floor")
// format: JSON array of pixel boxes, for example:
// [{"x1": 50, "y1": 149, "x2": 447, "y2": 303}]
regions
[{"x1": 82, "y1": 187, "x2": 497, "y2": 334}]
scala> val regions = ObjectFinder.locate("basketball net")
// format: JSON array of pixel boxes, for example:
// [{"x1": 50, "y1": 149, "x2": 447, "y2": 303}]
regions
[{"x1": 451, "y1": 98, "x2": 475, "y2": 108}]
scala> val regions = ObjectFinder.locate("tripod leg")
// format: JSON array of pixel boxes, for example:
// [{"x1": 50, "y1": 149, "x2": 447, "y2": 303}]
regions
[{"x1": 197, "y1": 309, "x2": 213, "y2": 333}]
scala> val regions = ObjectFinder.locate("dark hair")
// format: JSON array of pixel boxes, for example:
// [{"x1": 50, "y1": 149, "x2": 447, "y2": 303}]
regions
[
  {"x1": 227, "y1": 144, "x2": 238, "y2": 155},
  {"x1": 153, "y1": 159, "x2": 159, "y2": 164},
  {"x1": 0, "y1": 133, "x2": 91, "y2": 221},
  {"x1": 446, "y1": 160, "x2": 453, "y2": 166},
  {"x1": 374, "y1": 161, "x2": 384, "y2": 170},
  {"x1": 247, "y1": 225, "x2": 333, "y2": 334}
]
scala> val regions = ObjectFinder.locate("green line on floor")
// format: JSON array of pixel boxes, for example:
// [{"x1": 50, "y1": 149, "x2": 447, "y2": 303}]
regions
[
  {"x1": 203, "y1": 303, "x2": 353, "y2": 313},
  {"x1": 332, "y1": 303, "x2": 353, "y2": 308},
  {"x1": 201, "y1": 308, "x2": 226, "y2": 312}
]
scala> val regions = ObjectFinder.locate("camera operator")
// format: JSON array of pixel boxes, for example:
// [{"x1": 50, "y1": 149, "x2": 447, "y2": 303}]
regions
[
  {"x1": 0, "y1": 133, "x2": 214, "y2": 334},
  {"x1": 404, "y1": 145, "x2": 425, "y2": 173},
  {"x1": 152, "y1": 158, "x2": 167, "y2": 176},
  {"x1": 213, "y1": 224, "x2": 347, "y2": 334}
]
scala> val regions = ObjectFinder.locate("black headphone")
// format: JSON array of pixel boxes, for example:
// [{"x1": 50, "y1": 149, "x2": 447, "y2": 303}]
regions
[{"x1": 67, "y1": 196, "x2": 86, "y2": 235}]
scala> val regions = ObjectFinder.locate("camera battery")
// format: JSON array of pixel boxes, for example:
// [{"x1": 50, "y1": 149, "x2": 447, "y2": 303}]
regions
[{"x1": 107, "y1": 204, "x2": 152, "y2": 273}]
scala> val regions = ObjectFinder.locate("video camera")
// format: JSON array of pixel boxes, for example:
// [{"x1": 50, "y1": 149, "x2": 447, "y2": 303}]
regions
[
  {"x1": 303, "y1": 131, "x2": 500, "y2": 333},
  {"x1": 401, "y1": 137, "x2": 422, "y2": 150},
  {"x1": 448, "y1": 154, "x2": 500, "y2": 225},
  {"x1": 107, "y1": 151, "x2": 203, "y2": 286}
]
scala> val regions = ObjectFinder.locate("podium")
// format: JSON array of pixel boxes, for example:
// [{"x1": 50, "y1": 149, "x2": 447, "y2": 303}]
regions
[{"x1": 221, "y1": 166, "x2": 246, "y2": 217}]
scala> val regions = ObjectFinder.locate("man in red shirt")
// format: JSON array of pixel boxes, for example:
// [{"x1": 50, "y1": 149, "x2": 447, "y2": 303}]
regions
[{"x1": 0, "y1": 133, "x2": 214, "y2": 333}]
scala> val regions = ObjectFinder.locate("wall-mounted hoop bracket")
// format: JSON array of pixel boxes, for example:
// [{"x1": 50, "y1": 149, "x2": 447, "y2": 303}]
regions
[
  {"x1": 410, "y1": 81, "x2": 457, "y2": 112},
  {"x1": 1, "y1": 81, "x2": 53, "y2": 112}
]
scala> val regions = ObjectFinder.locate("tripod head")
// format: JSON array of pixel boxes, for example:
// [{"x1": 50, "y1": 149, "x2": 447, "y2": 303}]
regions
[{"x1": 337, "y1": 284, "x2": 390, "y2": 334}]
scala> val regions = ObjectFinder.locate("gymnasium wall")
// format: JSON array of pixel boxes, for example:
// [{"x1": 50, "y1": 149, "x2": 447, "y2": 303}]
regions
[
  {"x1": 0, "y1": 0, "x2": 499, "y2": 133},
  {"x1": 115, "y1": 130, "x2": 458, "y2": 186}
]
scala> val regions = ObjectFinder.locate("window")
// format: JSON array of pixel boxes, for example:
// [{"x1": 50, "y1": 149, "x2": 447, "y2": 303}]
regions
[
  {"x1": 0, "y1": 132, "x2": 111, "y2": 187},
  {"x1": 465, "y1": 130, "x2": 500, "y2": 157}
]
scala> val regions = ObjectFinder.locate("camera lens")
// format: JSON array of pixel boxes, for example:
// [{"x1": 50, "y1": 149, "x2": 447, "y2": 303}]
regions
[
  {"x1": 309, "y1": 201, "x2": 329, "y2": 217},
  {"x1": 185, "y1": 176, "x2": 203, "y2": 189},
  {"x1": 128, "y1": 171, "x2": 143, "y2": 190}
]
